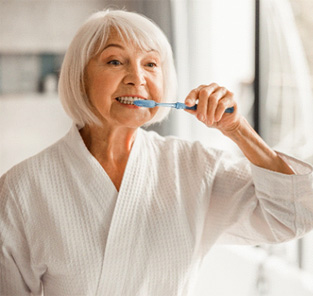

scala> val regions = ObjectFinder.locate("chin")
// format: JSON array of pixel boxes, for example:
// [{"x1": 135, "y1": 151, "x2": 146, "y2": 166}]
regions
[
  {"x1": 115, "y1": 118, "x2": 149, "y2": 129},
  {"x1": 118, "y1": 113, "x2": 155, "y2": 128}
]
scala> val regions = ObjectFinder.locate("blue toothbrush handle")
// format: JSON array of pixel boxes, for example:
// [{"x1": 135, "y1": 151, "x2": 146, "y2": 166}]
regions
[
  {"x1": 177, "y1": 103, "x2": 197, "y2": 110},
  {"x1": 224, "y1": 107, "x2": 235, "y2": 113},
  {"x1": 134, "y1": 100, "x2": 234, "y2": 113},
  {"x1": 177, "y1": 102, "x2": 234, "y2": 113}
]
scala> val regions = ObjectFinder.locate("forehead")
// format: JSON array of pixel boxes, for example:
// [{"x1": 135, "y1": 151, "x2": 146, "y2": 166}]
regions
[
  {"x1": 100, "y1": 27, "x2": 159, "y2": 54},
  {"x1": 105, "y1": 28, "x2": 124, "y2": 44}
]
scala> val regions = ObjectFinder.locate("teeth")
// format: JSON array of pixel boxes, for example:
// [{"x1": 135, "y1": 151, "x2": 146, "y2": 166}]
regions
[{"x1": 116, "y1": 96, "x2": 144, "y2": 105}]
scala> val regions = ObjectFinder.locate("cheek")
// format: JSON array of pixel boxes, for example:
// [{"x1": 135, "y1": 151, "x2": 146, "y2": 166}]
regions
[
  {"x1": 150, "y1": 75, "x2": 164, "y2": 100},
  {"x1": 86, "y1": 73, "x2": 118, "y2": 103}
]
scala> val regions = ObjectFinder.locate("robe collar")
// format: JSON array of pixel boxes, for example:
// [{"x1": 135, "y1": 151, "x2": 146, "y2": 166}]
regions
[{"x1": 64, "y1": 123, "x2": 144, "y2": 194}]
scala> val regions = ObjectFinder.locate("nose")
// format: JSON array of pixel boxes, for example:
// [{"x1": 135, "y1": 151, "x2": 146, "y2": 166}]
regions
[{"x1": 123, "y1": 63, "x2": 146, "y2": 86}]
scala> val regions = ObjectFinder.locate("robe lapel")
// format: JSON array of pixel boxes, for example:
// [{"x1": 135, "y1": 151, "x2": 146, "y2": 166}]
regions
[
  {"x1": 65, "y1": 124, "x2": 118, "y2": 214},
  {"x1": 95, "y1": 128, "x2": 152, "y2": 295}
]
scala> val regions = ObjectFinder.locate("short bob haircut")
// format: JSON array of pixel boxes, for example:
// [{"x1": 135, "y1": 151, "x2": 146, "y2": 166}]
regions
[{"x1": 58, "y1": 9, "x2": 177, "y2": 127}]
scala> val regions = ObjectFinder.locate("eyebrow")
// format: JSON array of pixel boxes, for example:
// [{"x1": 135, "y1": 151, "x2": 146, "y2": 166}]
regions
[
  {"x1": 103, "y1": 43, "x2": 125, "y2": 50},
  {"x1": 103, "y1": 43, "x2": 158, "y2": 54}
]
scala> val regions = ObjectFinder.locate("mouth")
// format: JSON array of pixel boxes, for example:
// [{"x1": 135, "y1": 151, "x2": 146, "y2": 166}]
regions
[{"x1": 115, "y1": 96, "x2": 145, "y2": 105}]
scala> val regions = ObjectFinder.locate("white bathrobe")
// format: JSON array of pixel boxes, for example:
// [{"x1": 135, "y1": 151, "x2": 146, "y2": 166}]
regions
[{"x1": 1, "y1": 124, "x2": 313, "y2": 296}]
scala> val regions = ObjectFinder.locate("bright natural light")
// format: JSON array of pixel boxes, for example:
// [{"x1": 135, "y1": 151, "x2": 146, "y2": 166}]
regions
[{"x1": 1, "y1": 0, "x2": 313, "y2": 295}]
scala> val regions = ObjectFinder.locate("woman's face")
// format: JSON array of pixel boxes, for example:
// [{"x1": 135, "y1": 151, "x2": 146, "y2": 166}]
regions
[{"x1": 84, "y1": 30, "x2": 164, "y2": 129}]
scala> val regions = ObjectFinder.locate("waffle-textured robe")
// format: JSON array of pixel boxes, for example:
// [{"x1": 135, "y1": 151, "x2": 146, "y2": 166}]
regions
[{"x1": 1, "y1": 124, "x2": 313, "y2": 296}]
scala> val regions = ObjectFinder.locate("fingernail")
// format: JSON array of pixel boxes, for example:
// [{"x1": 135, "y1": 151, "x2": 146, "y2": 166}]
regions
[
  {"x1": 207, "y1": 119, "x2": 213, "y2": 126},
  {"x1": 198, "y1": 114, "x2": 204, "y2": 122},
  {"x1": 186, "y1": 99, "x2": 193, "y2": 105}
]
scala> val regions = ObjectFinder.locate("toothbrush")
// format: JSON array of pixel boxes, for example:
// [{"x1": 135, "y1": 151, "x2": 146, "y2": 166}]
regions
[{"x1": 133, "y1": 100, "x2": 234, "y2": 113}]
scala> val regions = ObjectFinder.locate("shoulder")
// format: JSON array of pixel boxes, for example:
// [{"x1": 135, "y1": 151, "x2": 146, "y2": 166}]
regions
[
  {"x1": 0, "y1": 136, "x2": 67, "y2": 194},
  {"x1": 140, "y1": 128, "x2": 191, "y2": 148},
  {"x1": 139, "y1": 128, "x2": 225, "y2": 165}
]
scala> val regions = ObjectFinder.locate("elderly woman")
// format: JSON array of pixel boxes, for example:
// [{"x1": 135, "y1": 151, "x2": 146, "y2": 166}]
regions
[{"x1": 1, "y1": 9, "x2": 313, "y2": 296}]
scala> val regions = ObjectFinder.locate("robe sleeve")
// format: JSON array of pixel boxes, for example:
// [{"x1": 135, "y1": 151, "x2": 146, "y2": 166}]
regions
[
  {"x1": 205, "y1": 151, "x2": 313, "y2": 245},
  {"x1": 0, "y1": 174, "x2": 42, "y2": 296}
]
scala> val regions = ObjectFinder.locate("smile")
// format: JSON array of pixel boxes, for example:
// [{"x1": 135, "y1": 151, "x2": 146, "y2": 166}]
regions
[{"x1": 116, "y1": 96, "x2": 145, "y2": 105}]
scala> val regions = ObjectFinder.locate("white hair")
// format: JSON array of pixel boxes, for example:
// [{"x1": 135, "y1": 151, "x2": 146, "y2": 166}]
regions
[{"x1": 58, "y1": 9, "x2": 177, "y2": 127}]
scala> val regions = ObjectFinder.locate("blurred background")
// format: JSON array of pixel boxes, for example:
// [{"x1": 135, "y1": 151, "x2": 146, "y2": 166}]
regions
[{"x1": 1, "y1": 0, "x2": 313, "y2": 295}]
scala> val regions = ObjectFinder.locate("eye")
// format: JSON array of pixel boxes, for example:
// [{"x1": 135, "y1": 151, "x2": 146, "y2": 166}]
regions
[
  {"x1": 146, "y1": 62, "x2": 157, "y2": 68},
  {"x1": 108, "y1": 60, "x2": 122, "y2": 66}
]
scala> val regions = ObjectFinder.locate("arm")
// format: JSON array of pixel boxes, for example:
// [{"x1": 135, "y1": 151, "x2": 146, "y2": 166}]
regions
[
  {"x1": 184, "y1": 84, "x2": 313, "y2": 245},
  {"x1": 184, "y1": 83, "x2": 294, "y2": 174},
  {"x1": 192, "y1": 144, "x2": 313, "y2": 247},
  {"x1": 223, "y1": 116, "x2": 294, "y2": 174},
  {"x1": 0, "y1": 174, "x2": 42, "y2": 295},
  {"x1": 212, "y1": 153, "x2": 313, "y2": 245}
]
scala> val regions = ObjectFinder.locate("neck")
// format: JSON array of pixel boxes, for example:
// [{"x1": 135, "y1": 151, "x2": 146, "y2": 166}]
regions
[{"x1": 79, "y1": 124, "x2": 138, "y2": 163}]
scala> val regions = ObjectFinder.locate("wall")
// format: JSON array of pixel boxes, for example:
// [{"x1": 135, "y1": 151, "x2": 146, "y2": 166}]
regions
[
  {"x1": 0, "y1": 0, "x2": 107, "y2": 54},
  {"x1": 0, "y1": 94, "x2": 72, "y2": 175}
]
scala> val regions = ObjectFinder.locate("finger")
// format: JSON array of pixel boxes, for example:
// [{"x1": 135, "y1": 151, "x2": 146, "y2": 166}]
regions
[
  {"x1": 206, "y1": 87, "x2": 227, "y2": 125},
  {"x1": 184, "y1": 84, "x2": 207, "y2": 106},
  {"x1": 214, "y1": 92, "x2": 235, "y2": 122},
  {"x1": 196, "y1": 84, "x2": 219, "y2": 122}
]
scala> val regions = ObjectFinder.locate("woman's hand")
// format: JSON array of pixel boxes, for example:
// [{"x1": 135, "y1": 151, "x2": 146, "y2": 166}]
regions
[
  {"x1": 184, "y1": 83, "x2": 294, "y2": 174},
  {"x1": 184, "y1": 83, "x2": 241, "y2": 134}
]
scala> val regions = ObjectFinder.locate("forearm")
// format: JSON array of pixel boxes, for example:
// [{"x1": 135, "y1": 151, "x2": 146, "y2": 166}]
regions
[{"x1": 223, "y1": 116, "x2": 294, "y2": 175}]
